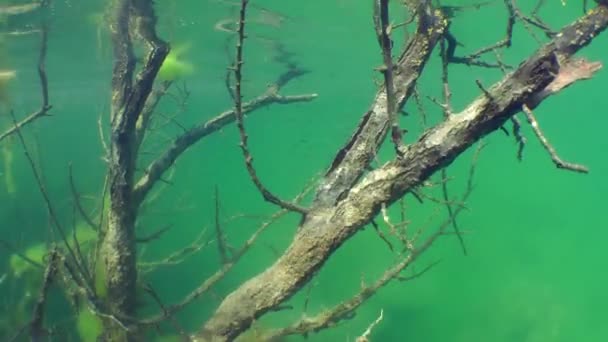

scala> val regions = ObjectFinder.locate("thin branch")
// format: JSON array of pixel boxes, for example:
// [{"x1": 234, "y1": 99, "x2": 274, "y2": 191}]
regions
[
  {"x1": 0, "y1": 108, "x2": 50, "y2": 143},
  {"x1": 439, "y1": 35, "x2": 453, "y2": 118},
  {"x1": 138, "y1": 228, "x2": 211, "y2": 272},
  {"x1": 522, "y1": 104, "x2": 589, "y2": 173},
  {"x1": 456, "y1": 0, "x2": 516, "y2": 61},
  {"x1": 68, "y1": 163, "x2": 100, "y2": 231},
  {"x1": 370, "y1": 220, "x2": 394, "y2": 252},
  {"x1": 356, "y1": 309, "x2": 383, "y2": 342},
  {"x1": 440, "y1": 169, "x2": 467, "y2": 255},
  {"x1": 214, "y1": 185, "x2": 230, "y2": 264},
  {"x1": 231, "y1": 0, "x2": 308, "y2": 214},
  {"x1": 37, "y1": 2, "x2": 50, "y2": 109},
  {"x1": 0, "y1": 3, "x2": 52, "y2": 143},
  {"x1": 374, "y1": 0, "x2": 405, "y2": 155},
  {"x1": 140, "y1": 179, "x2": 315, "y2": 325},
  {"x1": 134, "y1": 80, "x2": 173, "y2": 154},
  {"x1": 380, "y1": 203, "x2": 412, "y2": 251},
  {"x1": 138, "y1": 210, "x2": 287, "y2": 325},
  {"x1": 511, "y1": 116, "x2": 526, "y2": 161},
  {"x1": 446, "y1": 0, "x2": 554, "y2": 69},
  {"x1": 262, "y1": 237, "x2": 439, "y2": 340},
  {"x1": 142, "y1": 283, "x2": 189, "y2": 337},
  {"x1": 132, "y1": 78, "x2": 316, "y2": 206},
  {"x1": 8, "y1": 111, "x2": 93, "y2": 293},
  {"x1": 136, "y1": 225, "x2": 172, "y2": 243}
]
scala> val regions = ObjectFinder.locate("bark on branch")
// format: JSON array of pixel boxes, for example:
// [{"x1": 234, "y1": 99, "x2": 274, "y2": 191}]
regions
[
  {"x1": 314, "y1": 5, "x2": 448, "y2": 208},
  {"x1": 197, "y1": 5, "x2": 608, "y2": 341},
  {"x1": 103, "y1": 0, "x2": 169, "y2": 339}
]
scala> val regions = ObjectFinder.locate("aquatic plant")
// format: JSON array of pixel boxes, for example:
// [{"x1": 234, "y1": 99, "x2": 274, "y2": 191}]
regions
[
  {"x1": 76, "y1": 306, "x2": 104, "y2": 342},
  {"x1": 0, "y1": 69, "x2": 14, "y2": 106},
  {"x1": 157, "y1": 44, "x2": 194, "y2": 81},
  {"x1": 8, "y1": 222, "x2": 97, "y2": 281},
  {"x1": 9, "y1": 242, "x2": 46, "y2": 279}
]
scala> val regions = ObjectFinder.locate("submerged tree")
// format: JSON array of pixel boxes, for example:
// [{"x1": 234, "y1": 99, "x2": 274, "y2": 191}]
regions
[{"x1": 1, "y1": 0, "x2": 607, "y2": 341}]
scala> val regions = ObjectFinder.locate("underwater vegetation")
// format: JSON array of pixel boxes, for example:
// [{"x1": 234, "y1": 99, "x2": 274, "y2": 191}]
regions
[
  {"x1": 2, "y1": 222, "x2": 99, "y2": 338},
  {"x1": 158, "y1": 43, "x2": 195, "y2": 81},
  {"x1": 0, "y1": 69, "x2": 15, "y2": 107},
  {"x1": 9, "y1": 223, "x2": 97, "y2": 279},
  {"x1": 76, "y1": 306, "x2": 103, "y2": 342}
]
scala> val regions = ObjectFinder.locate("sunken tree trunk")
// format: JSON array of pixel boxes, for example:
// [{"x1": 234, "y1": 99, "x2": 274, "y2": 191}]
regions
[{"x1": 100, "y1": 0, "x2": 168, "y2": 340}]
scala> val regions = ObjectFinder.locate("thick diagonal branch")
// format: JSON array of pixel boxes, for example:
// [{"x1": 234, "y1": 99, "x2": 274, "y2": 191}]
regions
[
  {"x1": 198, "y1": 6, "x2": 608, "y2": 341},
  {"x1": 314, "y1": 5, "x2": 447, "y2": 208}
]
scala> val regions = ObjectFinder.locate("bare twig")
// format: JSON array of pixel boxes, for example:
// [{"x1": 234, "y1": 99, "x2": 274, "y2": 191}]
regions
[
  {"x1": 439, "y1": 36, "x2": 453, "y2": 118},
  {"x1": 356, "y1": 309, "x2": 383, "y2": 342},
  {"x1": 8, "y1": 111, "x2": 93, "y2": 294},
  {"x1": 454, "y1": 0, "x2": 516, "y2": 62},
  {"x1": 69, "y1": 163, "x2": 100, "y2": 231},
  {"x1": 140, "y1": 179, "x2": 315, "y2": 325},
  {"x1": 511, "y1": 116, "x2": 526, "y2": 161},
  {"x1": 231, "y1": 0, "x2": 308, "y2": 214},
  {"x1": 0, "y1": 108, "x2": 50, "y2": 143},
  {"x1": 521, "y1": 104, "x2": 589, "y2": 173},
  {"x1": 134, "y1": 81, "x2": 173, "y2": 154},
  {"x1": 446, "y1": 0, "x2": 554, "y2": 69},
  {"x1": 138, "y1": 228, "x2": 211, "y2": 272},
  {"x1": 370, "y1": 220, "x2": 394, "y2": 252},
  {"x1": 132, "y1": 78, "x2": 317, "y2": 206},
  {"x1": 138, "y1": 210, "x2": 286, "y2": 325},
  {"x1": 0, "y1": 2, "x2": 52, "y2": 143},
  {"x1": 440, "y1": 169, "x2": 467, "y2": 255},
  {"x1": 380, "y1": 203, "x2": 412, "y2": 251},
  {"x1": 136, "y1": 225, "x2": 172, "y2": 243},
  {"x1": 142, "y1": 283, "x2": 188, "y2": 337},
  {"x1": 214, "y1": 185, "x2": 230, "y2": 264},
  {"x1": 374, "y1": 0, "x2": 405, "y2": 155}
]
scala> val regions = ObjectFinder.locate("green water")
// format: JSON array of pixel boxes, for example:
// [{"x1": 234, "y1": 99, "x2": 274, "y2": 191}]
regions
[{"x1": 1, "y1": 0, "x2": 607, "y2": 341}]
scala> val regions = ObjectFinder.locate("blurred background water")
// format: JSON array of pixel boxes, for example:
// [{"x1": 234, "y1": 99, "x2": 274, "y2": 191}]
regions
[{"x1": 0, "y1": 0, "x2": 607, "y2": 341}]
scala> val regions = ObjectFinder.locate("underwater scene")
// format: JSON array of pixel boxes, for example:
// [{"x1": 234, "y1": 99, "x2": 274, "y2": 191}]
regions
[{"x1": 0, "y1": 0, "x2": 607, "y2": 341}]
